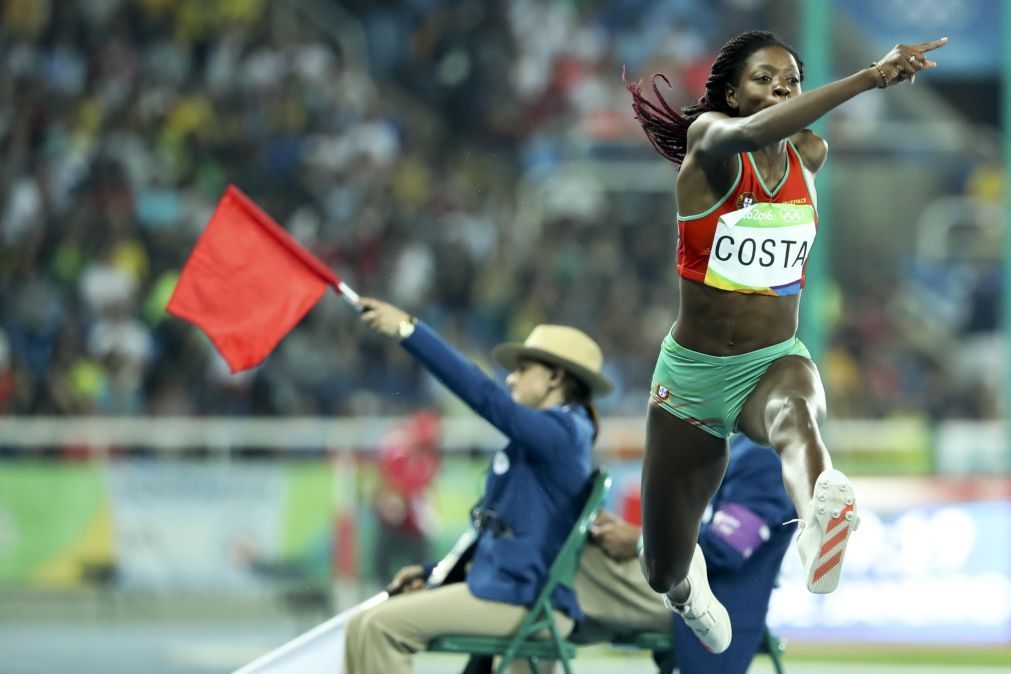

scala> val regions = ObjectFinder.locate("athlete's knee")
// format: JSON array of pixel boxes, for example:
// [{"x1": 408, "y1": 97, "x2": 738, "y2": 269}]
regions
[{"x1": 768, "y1": 395, "x2": 821, "y2": 436}]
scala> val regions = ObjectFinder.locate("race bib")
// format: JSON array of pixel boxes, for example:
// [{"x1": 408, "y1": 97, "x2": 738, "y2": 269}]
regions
[{"x1": 704, "y1": 202, "x2": 816, "y2": 295}]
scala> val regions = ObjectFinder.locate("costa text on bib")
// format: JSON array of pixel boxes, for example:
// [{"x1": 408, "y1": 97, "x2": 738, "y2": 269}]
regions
[{"x1": 703, "y1": 202, "x2": 816, "y2": 296}]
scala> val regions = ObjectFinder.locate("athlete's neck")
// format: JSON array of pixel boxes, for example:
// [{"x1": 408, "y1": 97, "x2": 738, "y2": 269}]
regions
[{"x1": 751, "y1": 140, "x2": 788, "y2": 165}]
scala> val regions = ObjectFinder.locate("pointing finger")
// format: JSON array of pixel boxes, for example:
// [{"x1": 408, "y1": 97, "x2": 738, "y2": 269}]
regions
[{"x1": 917, "y1": 37, "x2": 948, "y2": 53}]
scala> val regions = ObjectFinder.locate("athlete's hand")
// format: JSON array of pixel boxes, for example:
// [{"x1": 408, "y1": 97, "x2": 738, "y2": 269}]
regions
[
  {"x1": 590, "y1": 511, "x2": 641, "y2": 561},
  {"x1": 875, "y1": 37, "x2": 947, "y2": 86},
  {"x1": 387, "y1": 564, "x2": 426, "y2": 596}
]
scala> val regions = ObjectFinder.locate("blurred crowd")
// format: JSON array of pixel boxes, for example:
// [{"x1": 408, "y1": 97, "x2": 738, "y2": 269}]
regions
[{"x1": 0, "y1": 0, "x2": 1000, "y2": 422}]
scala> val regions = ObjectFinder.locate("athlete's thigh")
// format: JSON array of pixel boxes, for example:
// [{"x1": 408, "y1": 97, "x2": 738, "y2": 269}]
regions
[
  {"x1": 641, "y1": 403, "x2": 728, "y2": 516},
  {"x1": 737, "y1": 355, "x2": 826, "y2": 443}
]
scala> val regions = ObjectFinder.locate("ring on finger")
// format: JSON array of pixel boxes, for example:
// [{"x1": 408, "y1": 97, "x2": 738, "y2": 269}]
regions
[{"x1": 908, "y1": 55, "x2": 917, "y2": 64}]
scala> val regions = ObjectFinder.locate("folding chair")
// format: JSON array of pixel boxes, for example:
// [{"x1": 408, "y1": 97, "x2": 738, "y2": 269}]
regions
[{"x1": 427, "y1": 468, "x2": 612, "y2": 674}]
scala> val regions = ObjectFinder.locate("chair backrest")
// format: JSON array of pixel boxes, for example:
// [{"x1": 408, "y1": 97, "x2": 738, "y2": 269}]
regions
[
  {"x1": 530, "y1": 468, "x2": 612, "y2": 605},
  {"x1": 427, "y1": 469, "x2": 611, "y2": 674}
]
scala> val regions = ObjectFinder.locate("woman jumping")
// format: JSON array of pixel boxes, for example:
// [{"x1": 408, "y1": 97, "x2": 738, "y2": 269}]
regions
[{"x1": 626, "y1": 31, "x2": 947, "y2": 652}]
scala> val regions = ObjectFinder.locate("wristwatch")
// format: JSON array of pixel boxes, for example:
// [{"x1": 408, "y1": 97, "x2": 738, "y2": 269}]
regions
[{"x1": 397, "y1": 316, "x2": 418, "y2": 340}]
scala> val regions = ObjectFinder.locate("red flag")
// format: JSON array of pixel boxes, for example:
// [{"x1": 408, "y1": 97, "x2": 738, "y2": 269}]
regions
[{"x1": 167, "y1": 185, "x2": 340, "y2": 372}]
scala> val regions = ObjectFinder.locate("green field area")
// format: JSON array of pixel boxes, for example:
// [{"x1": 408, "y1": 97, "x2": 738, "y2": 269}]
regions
[{"x1": 786, "y1": 642, "x2": 1011, "y2": 668}]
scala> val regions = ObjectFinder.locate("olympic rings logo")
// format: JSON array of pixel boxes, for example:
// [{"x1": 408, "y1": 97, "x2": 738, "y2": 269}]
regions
[{"x1": 777, "y1": 207, "x2": 809, "y2": 224}]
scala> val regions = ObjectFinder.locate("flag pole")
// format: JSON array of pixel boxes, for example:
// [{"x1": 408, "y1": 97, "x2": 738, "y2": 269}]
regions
[
  {"x1": 232, "y1": 591, "x2": 389, "y2": 674},
  {"x1": 335, "y1": 281, "x2": 363, "y2": 311}
]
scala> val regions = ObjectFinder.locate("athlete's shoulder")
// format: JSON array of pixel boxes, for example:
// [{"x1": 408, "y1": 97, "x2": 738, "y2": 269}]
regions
[
  {"x1": 790, "y1": 129, "x2": 828, "y2": 174},
  {"x1": 686, "y1": 110, "x2": 734, "y2": 146}
]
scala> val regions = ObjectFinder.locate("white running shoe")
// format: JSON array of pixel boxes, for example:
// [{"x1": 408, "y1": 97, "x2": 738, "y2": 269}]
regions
[
  {"x1": 797, "y1": 468, "x2": 860, "y2": 594},
  {"x1": 662, "y1": 544, "x2": 732, "y2": 653}
]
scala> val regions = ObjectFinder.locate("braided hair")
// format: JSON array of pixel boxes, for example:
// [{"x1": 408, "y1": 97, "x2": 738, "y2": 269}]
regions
[{"x1": 625, "y1": 31, "x2": 804, "y2": 168}]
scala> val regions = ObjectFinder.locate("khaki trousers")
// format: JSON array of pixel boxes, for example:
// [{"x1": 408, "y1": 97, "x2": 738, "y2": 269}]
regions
[
  {"x1": 571, "y1": 543, "x2": 671, "y2": 643},
  {"x1": 343, "y1": 582, "x2": 574, "y2": 674}
]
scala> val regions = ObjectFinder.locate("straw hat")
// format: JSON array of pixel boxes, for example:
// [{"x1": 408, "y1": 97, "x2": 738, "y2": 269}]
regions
[{"x1": 492, "y1": 324, "x2": 613, "y2": 396}]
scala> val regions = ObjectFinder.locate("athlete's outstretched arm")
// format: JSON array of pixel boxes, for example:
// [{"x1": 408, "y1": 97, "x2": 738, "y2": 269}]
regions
[{"x1": 691, "y1": 37, "x2": 947, "y2": 158}]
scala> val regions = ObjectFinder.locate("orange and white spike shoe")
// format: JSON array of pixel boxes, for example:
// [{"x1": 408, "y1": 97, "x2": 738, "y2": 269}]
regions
[{"x1": 797, "y1": 469, "x2": 860, "y2": 594}]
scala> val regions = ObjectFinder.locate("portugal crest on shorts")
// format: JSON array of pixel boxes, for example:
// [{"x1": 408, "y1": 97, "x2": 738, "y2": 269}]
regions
[
  {"x1": 736, "y1": 191, "x2": 758, "y2": 210},
  {"x1": 656, "y1": 385, "x2": 670, "y2": 400}
]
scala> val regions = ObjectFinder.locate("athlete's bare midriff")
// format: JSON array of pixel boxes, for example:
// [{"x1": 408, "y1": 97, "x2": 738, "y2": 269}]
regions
[{"x1": 673, "y1": 279, "x2": 800, "y2": 355}]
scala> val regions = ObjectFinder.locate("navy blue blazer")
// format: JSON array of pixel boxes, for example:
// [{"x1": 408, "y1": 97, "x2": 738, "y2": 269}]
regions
[
  {"x1": 403, "y1": 322, "x2": 593, "y2": 620},
  {"x1": 671, "y1": 435, "x2": 797, "y2": 674}
]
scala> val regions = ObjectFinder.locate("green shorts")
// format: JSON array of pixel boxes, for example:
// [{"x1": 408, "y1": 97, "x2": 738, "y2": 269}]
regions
[{"x1": 650, "y1": 328, "x2": 811, "y2": 439}]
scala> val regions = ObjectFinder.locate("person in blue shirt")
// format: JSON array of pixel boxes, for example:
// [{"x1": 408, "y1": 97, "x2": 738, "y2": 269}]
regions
[
  {"x1": 571, "y1": 435, "x2": 796, "y2": 674},
  {"x1": 343, "y1": 297, "x2": 613, "y2": 674}
]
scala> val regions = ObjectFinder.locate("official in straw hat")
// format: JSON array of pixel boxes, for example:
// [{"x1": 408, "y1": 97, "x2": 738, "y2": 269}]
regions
[
  {"x1": 492, "y1": 324, "x2": 613, "y2": 398},
  {"x1": 348, "y1": 297, "x2": 612, "y2": 674}
]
